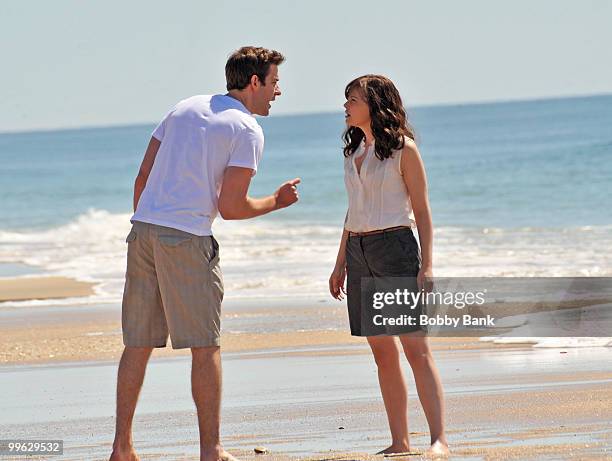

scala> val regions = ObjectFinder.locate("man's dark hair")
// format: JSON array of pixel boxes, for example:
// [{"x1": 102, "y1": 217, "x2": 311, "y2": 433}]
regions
[{"x1": 225, "y1": 46, "x2": 285, "y2": 91}]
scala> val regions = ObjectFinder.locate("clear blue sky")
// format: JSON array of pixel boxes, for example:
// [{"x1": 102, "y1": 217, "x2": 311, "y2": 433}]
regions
[{"x1": 1, "y1": 0, "x2": 611, "y2": 132}]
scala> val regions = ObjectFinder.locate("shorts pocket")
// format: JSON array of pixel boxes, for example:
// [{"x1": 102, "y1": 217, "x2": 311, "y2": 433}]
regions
[
  {"x1": 158, "y1": 234, "x2": 193, "y2": 246},
  {"x1": 208, "y1": 237, "x2": 220, "y2": 267},
  {"x1": 382, "y1": 232, "x2": 420, "y2": 275},
  {"x1": 196, "y1": 236, "x2": 220, "y2": 268},
  {"x1": 394, "y1": 231, "x2": 419, "y2": 256},
  {"x1": 126, "y1": 229, "x2": 137, "y2": 243}
]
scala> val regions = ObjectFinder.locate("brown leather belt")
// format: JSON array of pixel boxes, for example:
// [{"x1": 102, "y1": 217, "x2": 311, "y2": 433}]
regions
[{"x1": 348, "y1": 225, "x2": 412, "y2": 238}]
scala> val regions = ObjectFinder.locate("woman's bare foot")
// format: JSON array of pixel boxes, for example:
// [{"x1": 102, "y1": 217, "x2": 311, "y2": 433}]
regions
[
  {"x1": 376, "y1": 443, "x2": 411, "y2": 455},
  {"x1": 424, "y1": 440, "x2": 449, "y2": 457},
  {"x1": 108, "y1": 446, "x2": 139, "y2": 461}
]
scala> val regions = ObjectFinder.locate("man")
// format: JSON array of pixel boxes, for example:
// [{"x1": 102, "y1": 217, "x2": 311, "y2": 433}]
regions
[{"x1": 109, "y1": 46, "x2": 299, "y2": 461}]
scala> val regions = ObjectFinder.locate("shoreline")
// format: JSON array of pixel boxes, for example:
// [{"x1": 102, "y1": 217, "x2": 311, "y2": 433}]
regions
[
  {"x1": 0, "y1": 317, "x2": 529, "y2": 366},
  {"x1": 0, "y1": 277, "x2": 534, "y2": 366},
  {"x1": 0, "y1": 275, "x2": 95, "y2": 303},
  {"x1": 1, "y1": 275, "x2": 609, "y2": 365}
]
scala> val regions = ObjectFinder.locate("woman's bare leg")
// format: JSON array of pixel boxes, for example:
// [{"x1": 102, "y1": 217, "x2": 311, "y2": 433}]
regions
[
  {"x1": 399, "y1": 334, "x2": 449, "y2": 456},
  {"x1": 367, "y1": 335, "x2": 411, "y2": 454}
]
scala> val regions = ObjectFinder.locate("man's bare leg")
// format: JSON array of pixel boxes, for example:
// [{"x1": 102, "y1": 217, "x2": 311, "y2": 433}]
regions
[
  {"x1": 191, "y1": 346, "x2": 227, "y2": 461},
  {"x1": 109, "y1": 346, "x2": 153, "y2": 461}
]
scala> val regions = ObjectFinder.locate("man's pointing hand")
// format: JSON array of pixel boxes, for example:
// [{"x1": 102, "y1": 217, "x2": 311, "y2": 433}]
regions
[{"x1": 274, "y1": 178, "x2": 301, "y2": 209}]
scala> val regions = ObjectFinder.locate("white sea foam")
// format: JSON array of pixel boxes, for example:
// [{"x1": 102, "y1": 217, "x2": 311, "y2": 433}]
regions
[
  {"x1": 1, "y1": 208, "x2": 612, "y2": 350},
  {"x1": 0, "y1": 209, "x2": 343, "y2": 307},
  {"x1": 480, "y1": 337, "x2": 612, "y2": 348},
  {"x1": 478, "y1": 302, "x2": 612, "y2": 348}
]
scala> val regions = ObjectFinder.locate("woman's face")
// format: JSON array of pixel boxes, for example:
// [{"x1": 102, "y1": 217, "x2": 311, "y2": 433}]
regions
[{"x1": 344, "y1": 87, "x2": 370, "y2": 129}]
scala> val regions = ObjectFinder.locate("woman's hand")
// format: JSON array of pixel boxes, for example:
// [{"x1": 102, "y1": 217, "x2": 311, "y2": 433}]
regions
[
  {"x1": 329, "y1": 264, "x2": 347, "y2": 300},
  {"x1": 417, "y1": 265, "x2": 434, "y2": 293}
]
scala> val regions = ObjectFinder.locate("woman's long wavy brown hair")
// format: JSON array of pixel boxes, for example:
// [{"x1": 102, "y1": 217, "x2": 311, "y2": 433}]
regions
[{"x1": 343, "y1": 75, "x2": 416, "y2": 160}]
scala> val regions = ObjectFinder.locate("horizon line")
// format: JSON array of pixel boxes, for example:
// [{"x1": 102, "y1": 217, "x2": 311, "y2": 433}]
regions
[{"x1": 1, "y1": 91, "x2": 610, "y2": 136}]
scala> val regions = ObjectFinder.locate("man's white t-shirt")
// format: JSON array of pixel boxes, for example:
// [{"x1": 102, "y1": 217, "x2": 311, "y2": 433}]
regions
[{"x1": 131, "y1": 94, "x2": 264, "y2": 236}]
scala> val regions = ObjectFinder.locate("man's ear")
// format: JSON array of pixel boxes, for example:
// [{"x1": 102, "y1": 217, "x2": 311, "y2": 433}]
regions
[{"x1": 250, "y1": 74, "x2": 260, "y2": 88}]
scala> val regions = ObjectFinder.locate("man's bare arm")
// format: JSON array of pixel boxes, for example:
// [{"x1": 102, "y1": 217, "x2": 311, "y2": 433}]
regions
[
  {"x1": 218, "y1": 167, "x2": 300, "y2": 220},
  {"x1": 133, "y1": 137, "x2": 161, "y2": 212}
]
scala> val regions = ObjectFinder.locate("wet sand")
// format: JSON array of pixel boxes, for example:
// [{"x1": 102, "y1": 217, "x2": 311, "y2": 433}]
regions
[
  {"x1": 1, "y1": 346, "x2": 610, "y2": 460},
  {"x1": 0, "y1": 312, "x2": 527, "y2": 365},
  {"x1": 0, "y1": 294, "x2": 611, "y2": 459},
  {"x1": 0, "y1": 298, "x2": 538, "y2": 365}
]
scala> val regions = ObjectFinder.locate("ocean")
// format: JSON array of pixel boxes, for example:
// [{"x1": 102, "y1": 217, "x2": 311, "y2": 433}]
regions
[{"x1": 1, "y1": 94, "x2": 611, "y2": 312}]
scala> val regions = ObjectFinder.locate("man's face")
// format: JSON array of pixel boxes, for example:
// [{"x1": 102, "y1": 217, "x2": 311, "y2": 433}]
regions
[{"x1": 253, "y1": 64, "x2": 281, "y2": 116}]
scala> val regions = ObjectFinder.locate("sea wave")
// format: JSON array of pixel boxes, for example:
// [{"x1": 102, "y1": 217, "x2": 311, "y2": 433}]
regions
[{"x1": 1, "y1": 209, "x2": 612, "y2": 309}]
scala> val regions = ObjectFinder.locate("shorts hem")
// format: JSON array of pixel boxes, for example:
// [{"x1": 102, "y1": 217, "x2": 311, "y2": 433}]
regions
[
  {"x1": 350, "y1": 328, "x2": 427, "y2": 337},
  {"x1": 171, "y1": 338, "x2": 221, "y2": 349},
  {"x1": 123, "y1": 339, "x2": 168, "y2": 348}
]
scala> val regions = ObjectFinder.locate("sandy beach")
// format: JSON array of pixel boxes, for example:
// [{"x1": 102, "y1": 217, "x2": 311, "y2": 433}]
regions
[
  {"x1": 0, "y1": 276, "x2": 94, "y2": 303},
  {"x1": 0, "y1": 309, "x2": 528, "y2": 365},
  {"x1": 2, "y1": 275, "x2": 609, "y2": 365},
  {"x1": 1, "y1": 278, "x2": 611, "y2": 460},
  {"x1": 1, "y1": 338, "x2": 610, "y2": 460}
]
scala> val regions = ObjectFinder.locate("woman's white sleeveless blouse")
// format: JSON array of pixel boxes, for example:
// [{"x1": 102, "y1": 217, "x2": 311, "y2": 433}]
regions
[{"x1": 344, "y1": 139, "x2": 415, "y2": 232}]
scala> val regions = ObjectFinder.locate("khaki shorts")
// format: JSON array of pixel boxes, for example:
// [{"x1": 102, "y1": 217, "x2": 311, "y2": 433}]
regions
[{"x1": 121, "y1": 221, "x2": 224, "y2": 349}]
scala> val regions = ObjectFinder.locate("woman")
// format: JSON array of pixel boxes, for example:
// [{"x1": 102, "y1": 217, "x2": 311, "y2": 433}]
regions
[{"x1": 329, "y1": 75, "x2": 449, "y2": 456}]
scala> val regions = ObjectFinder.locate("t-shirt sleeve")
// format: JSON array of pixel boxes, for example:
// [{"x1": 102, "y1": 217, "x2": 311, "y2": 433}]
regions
[
  {"x1": 227, "y1": 127, "x2": 264, "y2": 175},
  {"x1": 151, "y1": 109, "x2": 174, "y2": 141}
]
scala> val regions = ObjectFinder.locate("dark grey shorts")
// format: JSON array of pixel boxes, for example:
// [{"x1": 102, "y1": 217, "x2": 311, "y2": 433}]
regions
[{"x1": 346, "y1": 227, "x2": 425, "y2": 337}]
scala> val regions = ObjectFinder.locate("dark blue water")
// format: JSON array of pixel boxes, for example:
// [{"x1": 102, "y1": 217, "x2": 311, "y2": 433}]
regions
[{"x1": 1, "y1": 94, "x2": 611, "y2": 231}]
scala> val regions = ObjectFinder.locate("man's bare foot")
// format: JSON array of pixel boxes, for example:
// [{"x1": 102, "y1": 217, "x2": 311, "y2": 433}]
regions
[
  {"x1": 200, "y1": 447, "x2": 239, "y2": 461},
  {"x1": 376, "y1": 443, "x2": 411, "y2": 455},
  {"x1": 108, "y1": 446, "x2": 139, "y2": 461},
  {"x1": 424, "y1": 440, "x2": 449, "y2": 458},
  {"x1": 220, "y1": 450, "x2": 240, "y2": 461}
]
